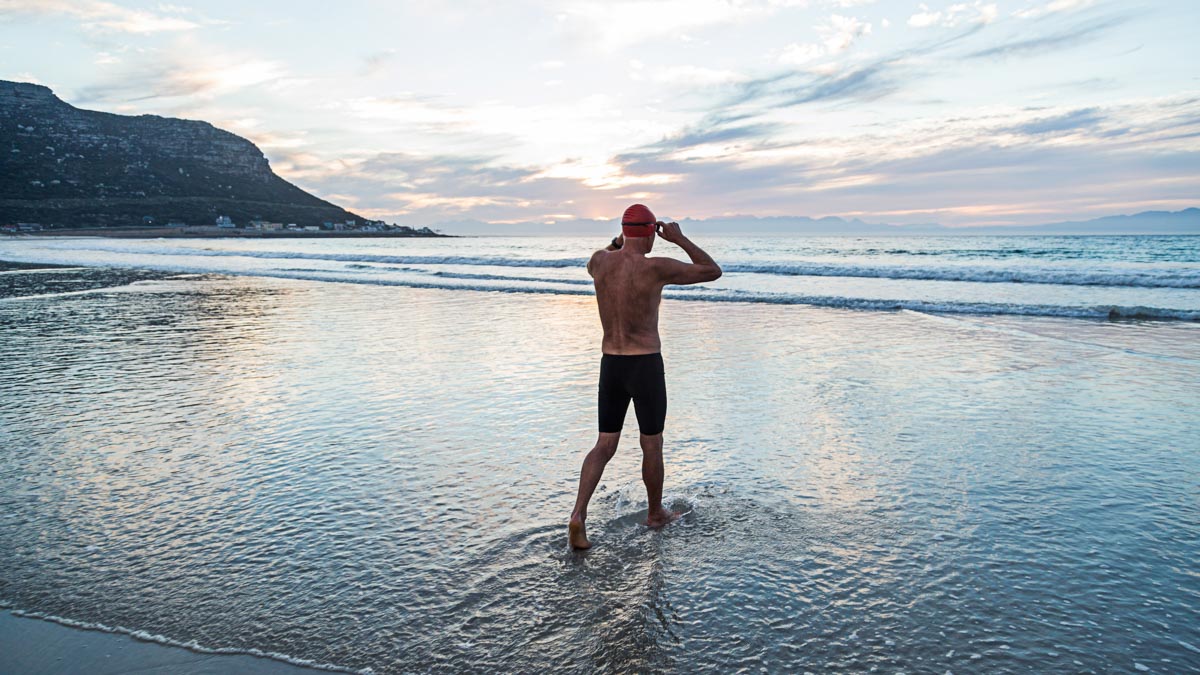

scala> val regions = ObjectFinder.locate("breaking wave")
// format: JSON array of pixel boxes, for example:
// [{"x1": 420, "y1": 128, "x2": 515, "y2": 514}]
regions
[{"x1": 18, "y1": 242, "x2": 1199, "y2": 288}]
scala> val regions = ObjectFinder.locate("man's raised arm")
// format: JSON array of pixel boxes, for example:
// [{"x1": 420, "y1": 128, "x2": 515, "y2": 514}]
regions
[{"x1": 655, "y1": 221, "x2": 722, "y2": 285}]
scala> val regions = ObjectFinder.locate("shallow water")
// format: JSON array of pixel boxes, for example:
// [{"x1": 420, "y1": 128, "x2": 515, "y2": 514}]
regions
[
  {"x1": 2, "y1": 234, "x2": 1199, "y2": 319},
  {"x1": 1, "y1": 264, "x2": 1199, "y2": 673}
]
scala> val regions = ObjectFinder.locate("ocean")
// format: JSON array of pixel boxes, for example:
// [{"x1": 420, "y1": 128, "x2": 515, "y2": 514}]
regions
[
  {"x1": 1, "y1": 234, "x2": 1199, "y2": 319},
  {"x1": 1, "y1": 234, "x2": 1198, "y2": 673}
]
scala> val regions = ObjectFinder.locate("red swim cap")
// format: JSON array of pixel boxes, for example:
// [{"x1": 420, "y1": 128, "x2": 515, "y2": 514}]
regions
[{"x1": 621, "y1": 204, "x2": 656, "y2": 238}]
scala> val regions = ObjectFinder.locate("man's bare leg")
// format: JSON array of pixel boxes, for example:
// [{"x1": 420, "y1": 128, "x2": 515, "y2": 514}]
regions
[
  {"x1": 640, "y1": 432, "x2": 681, "y2": 528},
  {"x1": 569, "y1": 432, "x2": 620, "y2": 549}
]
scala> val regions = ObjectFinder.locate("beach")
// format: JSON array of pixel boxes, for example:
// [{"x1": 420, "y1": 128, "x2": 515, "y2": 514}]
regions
[
  {"x1": 0, "y1": 610, "x2": 321, "y2": 674},
  {"x1": 1, "y1": 236, "x2": 1198, "y2": 673}
]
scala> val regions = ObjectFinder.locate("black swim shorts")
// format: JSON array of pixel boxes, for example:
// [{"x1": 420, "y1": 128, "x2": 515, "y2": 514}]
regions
[{"x1": 598, "y1": 353, "x2": 667, "y2": 435}]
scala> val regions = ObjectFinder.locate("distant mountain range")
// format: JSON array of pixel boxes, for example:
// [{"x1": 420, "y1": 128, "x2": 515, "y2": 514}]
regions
[
  {"x1": 0, "y1": 80, "x2": 364, "y2": 228},
  {"x1": 438, "y1": 208, "x2": 1200, "y2": 236}
]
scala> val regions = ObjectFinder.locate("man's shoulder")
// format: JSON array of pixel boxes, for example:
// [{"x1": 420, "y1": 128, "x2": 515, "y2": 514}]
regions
[
  {"x1": 586, "y1": 248, "x2": 609, "y2": 277},
  {"x1": 643, "y1": 255, "x2": 676, "y2": 273}
]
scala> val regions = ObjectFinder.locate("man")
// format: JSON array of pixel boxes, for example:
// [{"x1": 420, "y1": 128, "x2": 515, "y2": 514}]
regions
[{"x1": 568, "y1": 204, "x2": 722, "y2": 550}]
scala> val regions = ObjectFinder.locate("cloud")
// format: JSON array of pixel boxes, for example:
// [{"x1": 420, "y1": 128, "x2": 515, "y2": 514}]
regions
[
  {"x1": 778, "y1": 42, "x2": 824, "y2": 65},
  {"x1": 783, "y1": 61, "x2": 897, "y2": 105},
  {"x1": 640, "y1": 65, "x2": 748, "y2": 87},
  {"x1": 8, "y1": 70, "x2": 45, "y2": 85},
  {"x1": 265, "y1": 93, "x2": 1200, "y2": 227},
  {"x1": 361, "y1": 49, "x2": 398, "y2": 76},
  {"x1": 776, "y1": 11, "x2": 873, "y2": 66},
  {"x1": 0, "y1": 0, "x2": 200, "y2": 33},
  {"x1": 74, "y1": 55, "x2": 287, "y2": 103},
  {"x1": 332, "y1": 94, "x2": 474, "y2": 134},
  {"x1": 555, "y1": 0, "x2": 766, "y2": 49},
  {"x1": 744, "y1": 22, "x2": 989, "y2": 111},
  {"x1": 908, "y1": 4, "x2": 942, "y2": 28},
  {"x1": 270, "y1": 147, "x2": 686, "y2": 224},
  {"x1": 593, "y1": 91, "x2": 1200, "y2": 227},
  {"x1": 1012, "y1": 0, "x2": 1096, "y2": 20},
  {"x1": 623, "y1": 120, "x2": 788, "y2": 162},
  {"x1": 1008, "y1": 107, "x2": 1105, "y2": 135},
  {"x1": 908, "y1": 2, "x2": 998, "y2": 29},
  {"x1": 967, "y1": 14, "x2": 1126, "y2": 59},
  {"x1": 768, "y1": 0, "x2": 878, "y2": 6},
  {"x1": 820, "y1": 13, "x2": 871, "y2": 52},
  {"x1": 326, "y1": 92, "x2": 682, "y2": 173},
  {"x1": 277, "y1": 151, "x2": 542, "y2": 214}
]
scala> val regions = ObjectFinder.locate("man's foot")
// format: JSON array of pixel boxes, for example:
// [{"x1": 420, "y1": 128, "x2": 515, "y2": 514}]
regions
[
  {"x1": 568, "y1": 516, "x2": 591, "y2": 549},
  {"x1": 645, "y1": 507, "x2": 682, "y2": 529}
]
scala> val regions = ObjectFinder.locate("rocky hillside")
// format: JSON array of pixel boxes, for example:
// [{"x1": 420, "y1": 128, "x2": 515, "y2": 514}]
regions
[{"x1": 0, "y1": 80, "x2": 365, "y2": 228}]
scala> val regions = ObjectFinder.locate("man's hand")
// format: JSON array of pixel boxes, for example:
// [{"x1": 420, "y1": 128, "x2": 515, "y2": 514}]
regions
[
  {"x1": 652, "y1": 220, "x2": 721, "y2": 284},
  {"x1": 657, "y1": 221, "x2": 685, "y2": 245},
  {"x1": 615, "y1": 232, "x2": 625, "y2": 248}
]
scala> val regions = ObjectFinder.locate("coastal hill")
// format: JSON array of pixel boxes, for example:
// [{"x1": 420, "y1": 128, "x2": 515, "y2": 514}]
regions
[{"x1": 0, "y1": 80, "x2": 365, "y2": 229}]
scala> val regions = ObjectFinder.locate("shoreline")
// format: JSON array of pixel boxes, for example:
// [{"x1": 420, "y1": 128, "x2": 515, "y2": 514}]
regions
[
  {"x1": 3, "y1": 228, "x2": 451, "y2": 239},
  {"x1": 2, "y1": 257, "x2": 1197, "y2": 321},
  {"x1": 0, "y1": 610, "x2": 337, "y2": 674},
  {"x1": 0, "y1": 259, "x2": 78, "y2": 271}
]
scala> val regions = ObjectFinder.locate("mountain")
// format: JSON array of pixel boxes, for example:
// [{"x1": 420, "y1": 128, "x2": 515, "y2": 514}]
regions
[
  {"x1": 0, "y1": 80, "x2": 364, "y2": 228},
  {"x1": 1003, "y1": 208, "x2": 1200, "y2": 234},
  {"x1": 437, "y1": 209, "x2": 1200, "y2": 236}
]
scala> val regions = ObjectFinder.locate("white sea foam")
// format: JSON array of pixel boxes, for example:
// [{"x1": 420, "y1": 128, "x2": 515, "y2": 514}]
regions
[
  {"x1": 2, "y1": 253, "x2": 1198, "y2": 320},
  {"x1": 4, "y1": 237, "x2": 1199, "y2": 320},
  {"x1": 10, "y1": 241, "x2": 1200, "y2": 288},
  {"x1": 3, "y1": 606, "x2": 369, "y2": 674},
  {"x1": 721, "y1": 261, "x2": 1200, "y2": 289}
]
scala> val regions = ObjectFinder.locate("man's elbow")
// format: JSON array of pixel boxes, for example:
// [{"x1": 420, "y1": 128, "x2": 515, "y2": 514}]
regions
[{"x1": 705, "y1": 265, "x2": 722, "y2": 282}]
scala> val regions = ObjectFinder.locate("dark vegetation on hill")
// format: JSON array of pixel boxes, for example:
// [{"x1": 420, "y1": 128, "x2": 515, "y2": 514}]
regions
[{"x1": 0, "y1": 80, "x2": 367, "y2": 229}]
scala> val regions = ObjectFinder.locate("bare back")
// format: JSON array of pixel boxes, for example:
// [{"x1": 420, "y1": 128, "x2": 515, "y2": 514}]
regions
[
  {"x1": 589, "y1": 250, "x2": 665, "y2": 355},
  {"x1": 586, "y1": 223, "x2": 721, "y2": 356}
]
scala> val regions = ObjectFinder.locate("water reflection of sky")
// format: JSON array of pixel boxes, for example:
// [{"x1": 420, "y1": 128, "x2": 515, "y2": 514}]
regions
[{"x1": 0, "y1": 271, "x2": 1198, "y2": 673}]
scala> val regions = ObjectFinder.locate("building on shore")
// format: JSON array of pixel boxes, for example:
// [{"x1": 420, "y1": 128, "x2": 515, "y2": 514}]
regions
[{"x1": 216, "y1": 215, "x2": 235, "y2": 228}]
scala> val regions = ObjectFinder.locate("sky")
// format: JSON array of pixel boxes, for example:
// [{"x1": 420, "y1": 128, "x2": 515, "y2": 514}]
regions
[{"x1": 1, "y1": 0, "x2": 1198, "y2": 229}]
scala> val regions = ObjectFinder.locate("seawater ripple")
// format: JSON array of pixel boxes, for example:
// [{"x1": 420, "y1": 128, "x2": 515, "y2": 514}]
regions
[
  {"x1": 3, "y1": 235, "x2": 1200, "y2": 320},
  {"x1": 7, "y1": 239, "x2": 1200, "y2": 288},
  {"x1": 3, "y1": 263, "x2": 1197, "y2": 320},
  {"x1": 720, "y1": 261, "x2": 1200, "y2": 288},
  {"x1": 1, "y1": 272, "x2": 1199, "y2": 673}
]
